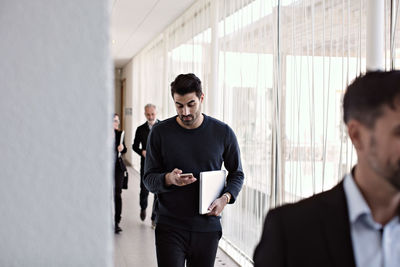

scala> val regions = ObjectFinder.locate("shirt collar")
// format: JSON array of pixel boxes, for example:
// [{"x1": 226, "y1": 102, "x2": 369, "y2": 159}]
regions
[
  {"x1": 147, "y1": 120, "x2": 158, "y2": 129},
  {"x1": 343, "y1": 171, "x2": 375, "y2": 225},
  {"x1": 344, "y1": 170, "x2": 400, "y2": 230}
]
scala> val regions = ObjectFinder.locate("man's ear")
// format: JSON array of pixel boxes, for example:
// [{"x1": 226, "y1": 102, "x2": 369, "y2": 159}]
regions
[
  {"x1": 347, "y1": 119, "x2": 364, "y2": 150},
  {"x1": 200, "y1": 93, "x2": 204, "y2": 103}
]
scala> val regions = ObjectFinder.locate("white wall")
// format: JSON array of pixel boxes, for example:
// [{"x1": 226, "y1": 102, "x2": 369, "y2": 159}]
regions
[
  {"x1": 114, "y1": 68, "x2": 122, "y2": 117},
  {"x1": 122, "y1": 56, "x2": 169, "y2": 172},
  {"x1": 121, "y1": 60, "x2": 136, "y2": 168},
  {"x1": 0, "y1": 1, "x2": 113, "y2": 266}
]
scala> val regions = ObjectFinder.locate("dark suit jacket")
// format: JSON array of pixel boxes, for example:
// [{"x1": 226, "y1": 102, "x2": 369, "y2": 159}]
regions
[
  {"x1": 132, "y1": 120, "x2": 158, "y2": 174},
  {"x1": 253, "y1": 182, "x2": 356, "y2": 267}
]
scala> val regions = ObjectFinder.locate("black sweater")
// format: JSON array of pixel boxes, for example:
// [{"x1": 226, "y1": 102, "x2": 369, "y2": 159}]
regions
[{"x1": 143, "y1": 114, "x2": 244, "y2": 232}]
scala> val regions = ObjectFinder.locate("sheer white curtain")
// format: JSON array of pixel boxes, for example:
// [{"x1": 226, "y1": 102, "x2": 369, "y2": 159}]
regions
[
  {"x1": 396, "y1": 0, "x2": 400, "y2": 68},
  {"x1": 126, "y1": 0, "x2": 400, "y2": 265},
  {"x1": 217, "y1": 0, "x2": 277, "y2": 262},
  {"x1": 130, "y1": 0, "x2": 211, "y2": 122},
  {"x1": 141, "y1": 37, "x2": 165, "y2": 114},
  {"x1": 164, "y1": 0, "x2": 212, "y2": 116},
  {"x1": 386, "y1": 0, "x2": 400, "y2": 69},
  {"x1": 280, "y1": 0, "x2": 365, "y2": 204},
  {"x1": 213, "y1": 0, "x2": 366, "y2": 264}
]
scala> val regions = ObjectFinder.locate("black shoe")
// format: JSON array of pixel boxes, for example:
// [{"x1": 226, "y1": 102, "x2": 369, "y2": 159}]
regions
[
  {"x1": 140, "y1": 209, "x2": 146, "y2": 221},
  {"x1": 115, "y1": 225, "x2": 122, "y2": 234}
]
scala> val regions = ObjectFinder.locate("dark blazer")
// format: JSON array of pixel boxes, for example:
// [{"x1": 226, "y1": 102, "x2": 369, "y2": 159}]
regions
[
  {"x1": 253, "y1": 182, "x2": 356, "y2": 267},
  {"x1": 132, "y1": 120, "x2": 158, "y2": 172}
]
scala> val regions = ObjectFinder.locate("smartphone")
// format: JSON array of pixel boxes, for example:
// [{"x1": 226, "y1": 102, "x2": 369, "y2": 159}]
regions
[{"x1": 180, "y1": 173, "x2": 193, "y2": 178}]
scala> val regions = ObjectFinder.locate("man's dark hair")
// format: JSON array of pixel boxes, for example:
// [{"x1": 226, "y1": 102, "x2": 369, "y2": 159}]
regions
[
  {"x1": 343, "y1": 70, "x2": 400, "y2": 128},
  {"x1": 170, "y1": 73, "x2": 203, "y2": 99}
]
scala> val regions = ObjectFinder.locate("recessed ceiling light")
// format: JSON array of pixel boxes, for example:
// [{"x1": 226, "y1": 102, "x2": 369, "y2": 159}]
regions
[{"x1": 112, "y1": 40, "x2": 116, "y2": 44}]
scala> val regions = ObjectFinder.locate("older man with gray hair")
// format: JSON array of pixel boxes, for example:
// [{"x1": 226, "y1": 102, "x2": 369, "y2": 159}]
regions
[{"x1": 132, "y1": 103, "x2": 159, "y2": 227}]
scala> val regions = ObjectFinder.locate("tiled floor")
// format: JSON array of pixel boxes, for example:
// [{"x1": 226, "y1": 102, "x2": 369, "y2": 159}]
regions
[{"x1": 113, "y1": 167, "x2": 239, "y2": 267}]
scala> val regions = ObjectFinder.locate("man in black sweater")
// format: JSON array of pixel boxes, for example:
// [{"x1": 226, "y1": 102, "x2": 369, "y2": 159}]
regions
[
  {"x1": 144, "y1": 73, "x2": 244, "y2": 267},
  {"x1": 132, "y1": 104, "x2": 159, "y2": 226}
]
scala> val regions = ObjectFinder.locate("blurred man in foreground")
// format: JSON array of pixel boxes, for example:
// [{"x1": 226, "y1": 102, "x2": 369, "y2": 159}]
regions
[{"x1": 254, "y1": 71, "x2": 400, "y2": 267}]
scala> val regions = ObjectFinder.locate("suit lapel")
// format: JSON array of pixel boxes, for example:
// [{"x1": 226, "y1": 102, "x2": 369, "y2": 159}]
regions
[{"x1": 319, "y1": 182, "x2": 356, "y2": 267}]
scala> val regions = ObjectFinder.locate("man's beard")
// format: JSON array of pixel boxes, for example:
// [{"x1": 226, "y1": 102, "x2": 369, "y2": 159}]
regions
[
  {"x1": 387, "y1": 161, "x2": 400, "y2": 191},
  {"x1": 179, "y1": 114, "x2": 195, "y2": 125},
  {"x1": 370, "y1": 135, "x2": 400, "y2": 191}
]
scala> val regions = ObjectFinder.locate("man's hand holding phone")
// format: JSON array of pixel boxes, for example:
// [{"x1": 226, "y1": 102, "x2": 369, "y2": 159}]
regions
[{"x1": 165, "y1": 168, "x2": 197, "y2": 187}]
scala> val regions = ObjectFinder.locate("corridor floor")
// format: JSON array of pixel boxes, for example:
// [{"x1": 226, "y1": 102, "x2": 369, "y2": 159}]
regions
[{"x1": 113, "y1": 166, "x2": 240, "y2": 267}]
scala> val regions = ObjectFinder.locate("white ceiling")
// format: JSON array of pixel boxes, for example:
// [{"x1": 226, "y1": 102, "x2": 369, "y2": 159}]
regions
[{"x1": 111, "y1": 0, "x2": 197, "y2": 68}]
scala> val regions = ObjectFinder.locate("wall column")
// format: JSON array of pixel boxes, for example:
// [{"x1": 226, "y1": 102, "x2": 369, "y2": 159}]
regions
[
  {"x1": 366, "y1": 0, "x2": 385, "y2": 71},
  {"x1": 0, "y1": 0, "x2": 112, "y2": 265}
]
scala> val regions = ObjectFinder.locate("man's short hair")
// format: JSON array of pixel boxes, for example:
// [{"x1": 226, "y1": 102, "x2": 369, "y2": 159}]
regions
[
  {"x1": 343, "y1": 70, "x2": 400, "y2": 128},
  {"x1": 144, "y1": 103, "x2": 156, "y2": 110},
  {"x1": 170, "y1": 73, "x2": 203, "y2": 99}
]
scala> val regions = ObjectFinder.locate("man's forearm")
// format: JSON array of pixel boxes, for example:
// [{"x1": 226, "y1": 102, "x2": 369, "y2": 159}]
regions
[
  {"x1": 132, "y1": 142, "x2": 142, "y2": 156},
  {"x1": 143, "y1": 172, "x2": 172, "y2": 194},
  {"x1": 225, "y1": 171, "x2": 244, "y2": 203}
]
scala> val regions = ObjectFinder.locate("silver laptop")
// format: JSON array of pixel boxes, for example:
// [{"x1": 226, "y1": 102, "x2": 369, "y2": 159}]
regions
[{"x1": 199, "y1": 170, "x2": 227, "y2": 214}]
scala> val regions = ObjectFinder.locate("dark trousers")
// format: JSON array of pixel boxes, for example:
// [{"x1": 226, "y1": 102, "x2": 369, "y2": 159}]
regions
[
  {"x1": 114, "y1": 185, "x2": 122, "y2": 225},
  {"x1": 139, "y1": 174, "x2": 149, "y2": 209},
  {"x1": 140, "y1": 168, "x2": 158, "y2": 221},
  {"x1": 114, "y1": 165, "x2": 123, "y2": 225},
  {"x1": 155, "y1": 224, "x2": 221, "y2": 267}
]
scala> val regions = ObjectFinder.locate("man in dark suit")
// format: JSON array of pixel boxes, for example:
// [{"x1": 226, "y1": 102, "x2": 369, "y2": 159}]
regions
[
  {"x1": 253, "y1": 71, "x2": 400, "y2": 267},
  {"x1": 132, "y1": 104, "x2": 159, "y2": 226}
]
